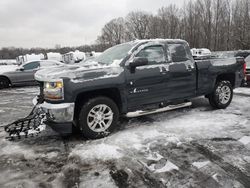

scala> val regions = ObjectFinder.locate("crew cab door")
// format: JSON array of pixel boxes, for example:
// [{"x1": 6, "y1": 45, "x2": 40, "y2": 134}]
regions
[
  {"x1": 124, "y1": 43, "x2": 169, "y2": 110},
  {"x1": 165, "y1": 43, "x2": 196, "y2": 100}
]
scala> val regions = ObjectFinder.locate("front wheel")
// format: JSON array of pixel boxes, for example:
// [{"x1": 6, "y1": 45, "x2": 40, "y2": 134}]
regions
[
  {"x1": 78, "y1": 96, "x2": 119, "y2": 139},
  {"x1": 208, "y1": 80, "x2": 233, "y2": 109}
]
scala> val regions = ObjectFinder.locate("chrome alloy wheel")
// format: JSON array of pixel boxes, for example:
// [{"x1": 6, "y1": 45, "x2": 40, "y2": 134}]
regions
[
  {"x1": 217, "y1": 85, "x2": 231, "y2": 104},
  {"x1": 87, "y1": 104, "x2": 113, "y2": 132}
]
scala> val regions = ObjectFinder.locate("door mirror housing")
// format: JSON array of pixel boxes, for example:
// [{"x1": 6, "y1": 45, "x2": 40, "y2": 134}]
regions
[
  {"x1": 17, "y1": 67, "x2": 24, "y2": 71},
  {"x1": 129, "y1": 57, "x2": 148, "y2": 73}
]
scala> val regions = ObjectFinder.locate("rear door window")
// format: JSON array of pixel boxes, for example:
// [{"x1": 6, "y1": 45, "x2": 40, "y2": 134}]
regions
[
  {"x1": 168, "y1": 43, "x2": 189, "y2": 62},
  {"x1": 135, "y1": 45, "x2": 165, "y2": 65}
]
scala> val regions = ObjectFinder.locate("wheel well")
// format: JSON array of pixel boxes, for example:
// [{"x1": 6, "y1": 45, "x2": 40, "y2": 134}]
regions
[
  {"x1": 74, "y1": 88, "x2": 122, "y2": 122},
  {"x1": 0, "y1": 76, "x2": 11, "y2": 85},
  {"x1": 216, "y1": 73, "x2": 235, "y2": 87}
]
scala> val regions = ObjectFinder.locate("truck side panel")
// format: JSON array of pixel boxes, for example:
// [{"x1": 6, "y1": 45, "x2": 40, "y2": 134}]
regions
[{"x1": 195, "y1": 57, "x2": 245, "y2": 96}]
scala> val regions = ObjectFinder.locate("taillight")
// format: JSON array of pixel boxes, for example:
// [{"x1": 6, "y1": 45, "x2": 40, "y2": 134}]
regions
[{"x1": 243, "y1": 61, "x2": 246, "y2": 75}]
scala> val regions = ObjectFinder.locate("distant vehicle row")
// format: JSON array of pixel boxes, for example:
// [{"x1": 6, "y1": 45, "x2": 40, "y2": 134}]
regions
[{"x1": 15, "y1": 51, "x2": 102, "y2": 65}]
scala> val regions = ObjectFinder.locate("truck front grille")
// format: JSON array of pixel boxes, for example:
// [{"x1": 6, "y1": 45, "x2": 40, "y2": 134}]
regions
[{"x1": 37, "y1": 82, "x2": 44, "y2": 104}]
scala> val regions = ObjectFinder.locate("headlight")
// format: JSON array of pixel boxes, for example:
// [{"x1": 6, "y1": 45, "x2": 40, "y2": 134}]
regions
[{"x1": 44, "y1": 80, "x2": 64, "y2": 100}]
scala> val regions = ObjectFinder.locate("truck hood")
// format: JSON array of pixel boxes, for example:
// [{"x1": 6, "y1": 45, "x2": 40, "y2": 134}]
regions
[{"x1": 35, "y1": 61, "x2": 123, "y2": 82}]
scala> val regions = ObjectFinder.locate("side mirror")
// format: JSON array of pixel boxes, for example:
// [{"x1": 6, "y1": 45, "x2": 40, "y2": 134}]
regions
[
  {"x1": 17, "y1": 67, "x2": 24, "y2": 71},
  {"x1": 129, "y1": 57, "x2": 148, "y2": 73}
]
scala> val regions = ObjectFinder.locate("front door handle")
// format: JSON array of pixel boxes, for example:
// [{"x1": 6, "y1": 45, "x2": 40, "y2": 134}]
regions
[{"x1": 187, "y1": 65, "x2": 193, "y2": 71}]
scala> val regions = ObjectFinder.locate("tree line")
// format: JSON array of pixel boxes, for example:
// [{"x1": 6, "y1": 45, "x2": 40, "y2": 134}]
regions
[
  {"x1": 1, "y1": 0, "x2": 249, "y2": 59},
  {"x1": 0, "y1": 44, "x2": 109, "y2": 60},
  {"x1": 97, "y1": 0, "x2": 250, "y2": 51}
]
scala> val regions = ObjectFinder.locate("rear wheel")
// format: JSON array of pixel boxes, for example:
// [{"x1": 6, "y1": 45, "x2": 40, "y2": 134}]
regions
[
  {"x1": 78, "y1": 96, "x2": 119, "y2": 139},
  {"x1": 0, "y1": 77, "x2": 10, "y2": 89},
  {"x1": 208, "y1": 80, "x2": 233, "y2": 109}
]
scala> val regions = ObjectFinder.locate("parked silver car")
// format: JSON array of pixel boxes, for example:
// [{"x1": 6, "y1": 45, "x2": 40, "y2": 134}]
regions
[{"x1": 0, "y1": 60, "x2": 63, "y2": 89}]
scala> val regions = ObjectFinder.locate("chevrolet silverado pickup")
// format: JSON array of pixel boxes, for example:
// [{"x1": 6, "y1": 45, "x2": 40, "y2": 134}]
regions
[{"x1": 34, "y1": 39, "x2": 246, "y2": 139}]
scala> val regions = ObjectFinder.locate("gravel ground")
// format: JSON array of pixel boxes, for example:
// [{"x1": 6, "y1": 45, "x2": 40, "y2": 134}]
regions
[{"x1": 0, "y1": 86, "x2": 250, "y2": 188}]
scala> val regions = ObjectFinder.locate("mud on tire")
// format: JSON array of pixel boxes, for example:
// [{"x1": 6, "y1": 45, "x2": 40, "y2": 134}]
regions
[
  {"x1": 78, "y1": 96, "x2": 119, "y2": 139},
  {"x1": 208, "y1": 80, "x2": 233, "y2": 109}
]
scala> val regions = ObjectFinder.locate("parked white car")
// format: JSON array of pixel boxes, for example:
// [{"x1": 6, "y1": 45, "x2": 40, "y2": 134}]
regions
[{"x1": 191, "y1": 48, "x2": 211, "y2": 59}]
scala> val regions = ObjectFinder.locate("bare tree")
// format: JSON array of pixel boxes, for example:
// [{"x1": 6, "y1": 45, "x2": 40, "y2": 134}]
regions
[
  {"x1": 97, "y1": 17, "x2": 126, "y2": 46},
  {"x1": 125, "y1": 11, "x2": 152, "y2": 40},
  {"x1": 158, "y1": 5, "x2": 180, "y2": 38},
  {"x1": 231, "y1": 0, "x2": 250, "y2": 49}
]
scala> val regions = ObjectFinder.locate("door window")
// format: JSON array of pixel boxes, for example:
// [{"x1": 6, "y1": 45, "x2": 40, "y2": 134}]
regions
[
  {"x1": 23, "y1": 61, "x2": 40, "y2": 70},
  {"x1": 135, "y1": 46, "x2": 165, "y2": 65}
]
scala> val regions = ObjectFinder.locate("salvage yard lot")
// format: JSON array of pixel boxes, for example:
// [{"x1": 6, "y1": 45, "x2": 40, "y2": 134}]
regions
[{"x1": 0, "y1": 86, "x2": 250, "y2": 187}]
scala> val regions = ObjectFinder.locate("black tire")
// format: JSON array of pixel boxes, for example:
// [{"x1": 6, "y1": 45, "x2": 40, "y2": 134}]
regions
[
  {"x1": 78, "y1": 96, "x2": 119, "y2": 139},
  {"x1": 208, "y1": 80, "x2": 233, "y2": 109},
  {"x1": 0, "y1": 77, "x2": 10, "y2": 89}
]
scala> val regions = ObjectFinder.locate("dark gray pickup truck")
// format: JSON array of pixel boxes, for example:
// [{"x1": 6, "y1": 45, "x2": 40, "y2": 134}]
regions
[{"x1": 34, "y1": 39, "x2": 246, "y2": 139}]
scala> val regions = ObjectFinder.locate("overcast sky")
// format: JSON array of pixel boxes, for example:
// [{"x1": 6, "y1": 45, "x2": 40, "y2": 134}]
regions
[{"x1": 0, "y1": 0, "x2": 185, "y2": 48}]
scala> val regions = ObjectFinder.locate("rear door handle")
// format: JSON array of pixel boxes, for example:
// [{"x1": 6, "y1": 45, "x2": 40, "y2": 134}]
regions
[{"x1": 160, "y1": 67, "x2": 169, "y2": 74}]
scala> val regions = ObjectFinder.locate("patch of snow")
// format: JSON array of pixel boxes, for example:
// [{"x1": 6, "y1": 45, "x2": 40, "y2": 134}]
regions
[
  {"x1": 107, "y1": 128, "x2": 180, "y2": 151},
  {"x1": 0, "y1": 59, "x2": 17, "y2": 65},
  {"x1": 0, "y1": 139, "x2": 37, "y2": 159},
  {"x1": 71, "y1": 72, "x2": 122, "y2": 83},
  {"x1": 79, "y1": 168, "x2": 117, "y2": 188},
  {"x1": 146, "y1": 152, "x2": 164, "y2": 161},
  {"x1": 70, "y1": 143, "x2": 123, "y2": 163},
  {"x1": 41, "y1": 151, "x2": 58, "y2": 159},
  {"x1": 0, "y1": 170, "x2": 37, "y2": 188},
  {"x1": 110, "y1": 59, "x2": 122, "y2": 67},
  {"x1": 0, "y1": 65, "x2": 18, "y2": 73},
  {"x1": 154, "y1": 161, "x2": 179, "y2": 173},
  {"x1": 238, "y1": 136, "x2": 250, "y2": 145},
  {"x1": 234, "y1": 88, "x2": 250, "y2": 95},
  {"x1": 192, "y1": 161, "x2": 210, "y2": 169},
  {"x1": 1, "y1": 86, "x2": 39, "y2": 94},
  {"x1": 211, "y1": 58, "x2": 238, "y2": 66},
  {"x1": 142, "y1": 160, "x2": 179, "y2": 173},
  {"x1": 212, "y1": 173, "x2": 219, "y2": 182}
]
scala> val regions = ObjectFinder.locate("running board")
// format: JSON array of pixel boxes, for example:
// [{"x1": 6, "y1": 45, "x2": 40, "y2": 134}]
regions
[{"x1": 125, "y1": 102, "x2": 192, "y2": 118}]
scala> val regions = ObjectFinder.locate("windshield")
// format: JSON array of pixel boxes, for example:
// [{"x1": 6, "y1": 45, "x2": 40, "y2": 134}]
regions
[{"x1": 96, "y1": 43, "x2": 134, "y2": 65}]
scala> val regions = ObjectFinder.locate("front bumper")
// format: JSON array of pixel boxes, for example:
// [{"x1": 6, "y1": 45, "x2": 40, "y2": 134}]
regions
[
  {"x1": 33, "y1": 97, "x2": 75, "y2": 134},
  {"x1": 38, "y1": 102, "x2": 75, "y2": 123}
]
